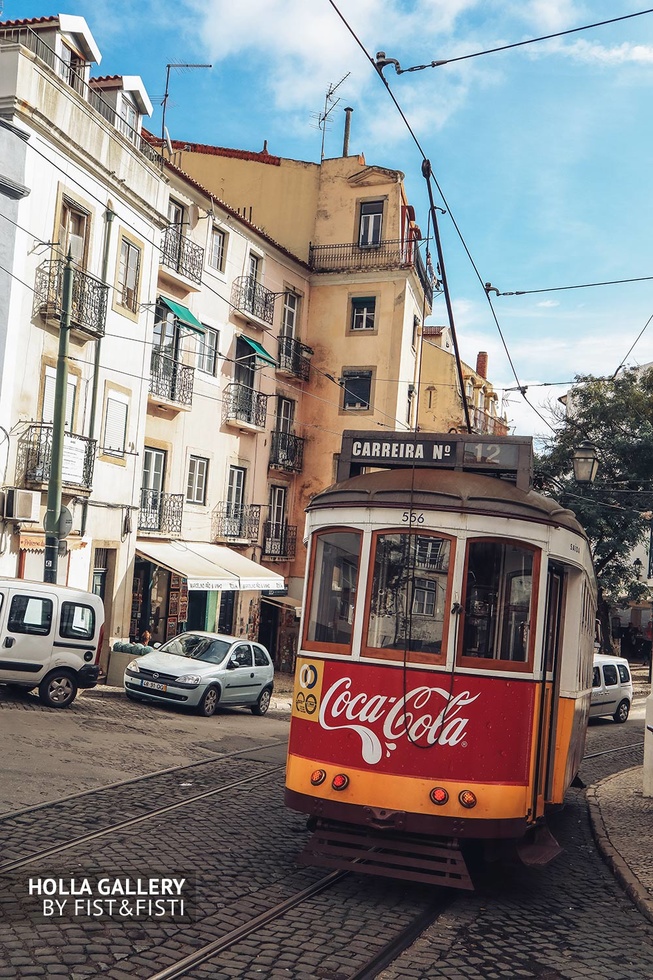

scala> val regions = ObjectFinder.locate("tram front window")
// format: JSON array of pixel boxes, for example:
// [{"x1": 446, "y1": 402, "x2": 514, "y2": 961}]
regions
[
  {"x1": 461, "y1": 540, "x2": 535, "y2": 664},
  {"x1": 306, "y1": 530, "x2": 361, "y2": 650},
  {"x1": 366, "y1": 532, "x2": 451, "y2": 658}
]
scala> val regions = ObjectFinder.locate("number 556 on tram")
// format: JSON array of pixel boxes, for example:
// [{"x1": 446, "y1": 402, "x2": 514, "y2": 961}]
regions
[{"x1": 285, "y1": 431, "x2": 597, "y2": 890}]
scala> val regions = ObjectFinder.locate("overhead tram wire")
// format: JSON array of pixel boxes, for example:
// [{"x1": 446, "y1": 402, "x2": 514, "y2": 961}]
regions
[
  {"x1": 326, "y1": 0, "x2": 473, "y2": 433},
  {"x1": 327, "y1": 1, "x2": 553, "y2": 432},
  {"x1": 378, "y1": 8, "x2": 653, "y2": 74}
]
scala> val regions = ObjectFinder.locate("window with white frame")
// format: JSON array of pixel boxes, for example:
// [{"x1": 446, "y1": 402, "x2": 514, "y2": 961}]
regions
[
  {"x1": 197, "y1": 326, "x2": 219, "y2": 376},
  {"x1": 187, "y1": 455, "x2": 209, "y2": 504},
  {"x1": 351, "y1": 297, "x2": 376, "y2": 331},
  {"x1": 282, "y1": 291, "x2": 299, "y2": 337},
  {"x1": 118, "y1": 96, "x2": 138, "y2": 141},
  {"x1": 209, "y1": 226, "x2": 226, "y2": 272},
  {"x1": 358, "y1": 201, "x2": 383, "y2": 247},
  {"x1": 59, "y1": 198, "x2": 89, "y2": 267},
  {"x1": 42, "y1": 366, "x2": 76, "y2": 430},
  {"x1": 102, "y1": 391, "x2": 129, "y2": 457},
  {"x1": 117, "y1": 237, "x2": 141, "y2": 313},
  {"x1": 342, "y1": 370, "x2": 372, "y2": 410}
]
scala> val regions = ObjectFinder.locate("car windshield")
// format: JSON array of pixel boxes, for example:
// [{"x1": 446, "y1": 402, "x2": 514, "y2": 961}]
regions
[{"x1": 158, "y1": 634, "x2": 231, "y2": 664}]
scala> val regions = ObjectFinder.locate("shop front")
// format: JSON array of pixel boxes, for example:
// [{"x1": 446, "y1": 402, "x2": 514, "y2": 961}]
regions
[{"x1": 132, "y1": 539, "x2": 285, "y2": 647}]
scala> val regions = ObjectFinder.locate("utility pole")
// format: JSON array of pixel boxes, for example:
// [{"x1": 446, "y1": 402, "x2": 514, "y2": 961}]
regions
[{"x1": 43, "y1": 251, "x2": 73, "y2": 583}]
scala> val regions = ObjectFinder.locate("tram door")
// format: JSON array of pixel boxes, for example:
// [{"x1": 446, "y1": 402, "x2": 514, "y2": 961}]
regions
[{"x1": 533, "y1": 564, "x2": 566, "y2": 817}]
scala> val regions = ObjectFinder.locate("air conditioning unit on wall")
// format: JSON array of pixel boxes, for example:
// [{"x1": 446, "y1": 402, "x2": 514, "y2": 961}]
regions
[{"x1": 4, "y1": 488, "x2": 41, "y2": 523}]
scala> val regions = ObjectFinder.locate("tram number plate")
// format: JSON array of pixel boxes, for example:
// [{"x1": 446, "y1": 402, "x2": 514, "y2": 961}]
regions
[{"x1": 141, "y1": 679, "x2": 167, "y2": 692}]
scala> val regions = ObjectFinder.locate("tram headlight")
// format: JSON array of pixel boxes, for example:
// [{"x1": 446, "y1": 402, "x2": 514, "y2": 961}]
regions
[
  {"x1": 429, "y1": 787, "x2": 449, "y2": 806},
  {"x1": 332, "y1": 773, "x2": 349, "y2": 791},
  {"x1": 310, "y1": 769, "x2": 327, "y2": 786},
  {"x1": 459, "y1": 789, "x2": 477, "y2": 809}
]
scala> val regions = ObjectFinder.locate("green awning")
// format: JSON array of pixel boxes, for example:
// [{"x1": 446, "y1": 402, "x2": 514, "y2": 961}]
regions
[
  {"x1": 240, "y1": 335, "x2": 276, "y2": 366},
  {"x1": 160, "y1": 297, "x2": 204, "y2": 334}
]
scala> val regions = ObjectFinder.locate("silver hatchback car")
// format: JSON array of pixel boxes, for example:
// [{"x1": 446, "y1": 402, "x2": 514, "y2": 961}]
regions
[{"x1": 123, "y1": 631, "x2": 274, "y2": 717}]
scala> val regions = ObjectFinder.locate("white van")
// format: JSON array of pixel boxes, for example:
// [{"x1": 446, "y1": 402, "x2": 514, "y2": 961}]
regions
[
  {"x1": 0, "y1": 579, "x2": 104, "y2": 708},
  {"x1": 590, "y1": 653, "x2": 633, "y2": 723}
]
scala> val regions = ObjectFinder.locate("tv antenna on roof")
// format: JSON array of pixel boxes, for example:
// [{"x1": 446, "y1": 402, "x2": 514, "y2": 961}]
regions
[
  {"x1": 161, "y1": 62, "x2": 212, "y2": 148},
  {"x1": 317, "y1": 73, "x2": 350, "y2": 161}
]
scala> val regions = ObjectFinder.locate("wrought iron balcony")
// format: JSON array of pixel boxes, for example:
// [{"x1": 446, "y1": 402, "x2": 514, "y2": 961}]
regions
[
  {"x1": 309, "y1": 238, "x2": 433, "y2": 306},
  {"x1": 212, "y1": 501, "x2": 261, "y2": 542},
  {"x1": 231, "y1": 276, "x2": 275, "y2": 325},
  {"x1": 262, "y1": 521, "x2": 297, "y2": 560},
  {"x1": 17, "y1": 424, "x2": 95, "y2": 492},
  {"x1": 160, "y1": 226, "x2": 204, "y2": 285},
  {"x1": 222, "y1": 384, "x2": 268, "y2": 429},
  {"x1": 469, "y1": 405, "x2": 509, "y2": 437},
  {"x1": 277, "y1": 335, "x2": 312, "y2": 381},
  {"x1": 269, "y1": 431, "x2": 304, "y2": 473},
  {"x1": 149, "y1": 348, "x2": 194, "y2": 408},
  {"x1": 33, "y1": 259, "x2": 108, "y2": 339},
  {"x1": 138, "y1": 489, "x2": 184, "y2": 535}
]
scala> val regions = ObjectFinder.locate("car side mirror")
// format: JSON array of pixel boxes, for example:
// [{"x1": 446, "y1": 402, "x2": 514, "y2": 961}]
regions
[
  {"x1": 226, "y1": 659, "x2": 238, "y2": 670},
  {"x1": 153, "y1": 642, "x2": 161, "y2": 649}
]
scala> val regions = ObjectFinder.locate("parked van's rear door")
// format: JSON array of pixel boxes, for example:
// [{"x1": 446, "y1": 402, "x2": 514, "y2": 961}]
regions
[{"x1": 0, "y1": 587, "x2": 56, "y2": 683}]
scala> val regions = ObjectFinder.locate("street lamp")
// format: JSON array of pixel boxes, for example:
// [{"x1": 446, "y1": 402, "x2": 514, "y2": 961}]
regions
[
  {"x1": 572, "y1": 441, "x2": 600, "y2": 484},
  {"x1": 634, "y1": 557, "x2": 643, "y2": 580}
]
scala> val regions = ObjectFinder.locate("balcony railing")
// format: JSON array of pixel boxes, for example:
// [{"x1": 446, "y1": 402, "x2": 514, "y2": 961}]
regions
[
  {"x1": 138, "y1": 489, "x2": 184, "y2": 535},
  {"x1": 149, "y1": 348, "x2": 194, "y2": 408},
  {"x1": 17, "y1": 424, "x2": 95, "y2": 491},
  {"x1": 0, "y1": 26, "x2": 163, "y2": 168},
  {"x1": 309, "y1": 238, "x2": 433, "y2": 305},
  {"x1": 277, "y1": 335, "x2": 312, "y2": 381},
  {"x1": 262, "y1": 522, "x2": 297, "y2": 560},
  {"x1": 222, "y1": 384, "x2": 268, "y2": 429},
  {"x1": 269, "y1": 431, "x2": 304, "y2": 473},
  {"x1": 212, "y1": 502, "x2": 261, "y2": 542},
  {"x1": 33, "y1": 259, "x2": 108, "y2": 339},
  {"x1": 231, "y1": 276, "x2": 275, "y2": 325},
  {"x1": 469, "y1": 406, "x2": 509, "y2": 436},
  {"x1": 160, "y1": 226, "x2": 204, "y2": 285}
]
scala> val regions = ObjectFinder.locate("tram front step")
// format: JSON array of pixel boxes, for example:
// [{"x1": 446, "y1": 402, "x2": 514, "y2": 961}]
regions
[{"x1": 298, "y1": 822, "x2": 474, "y2": 890}]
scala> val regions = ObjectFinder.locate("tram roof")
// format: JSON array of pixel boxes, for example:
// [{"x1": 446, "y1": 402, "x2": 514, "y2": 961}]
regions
[{"x1": 308, "y1": 467, "x2": 587, "y2": 536}]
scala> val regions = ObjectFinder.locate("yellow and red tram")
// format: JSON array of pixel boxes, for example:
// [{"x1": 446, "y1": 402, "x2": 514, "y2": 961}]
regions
[{"x1": 285, "y1": 431, "x2": 596, "y2": 889}]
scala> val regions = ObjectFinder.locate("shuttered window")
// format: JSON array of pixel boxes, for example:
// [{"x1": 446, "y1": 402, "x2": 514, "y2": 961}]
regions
[
  {"x1": 102, "y1": 393, "x2": 128, "y2": 457},
  {"x1": 42, "y1": 367, "x2": 76, "y2": 430}
]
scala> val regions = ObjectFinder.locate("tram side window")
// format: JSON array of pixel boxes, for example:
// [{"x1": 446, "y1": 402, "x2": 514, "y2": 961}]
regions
[
  {"x1": 461, "y1": 541, "x2": 535, "y2": 664},
  {"x1": 366, "y1": 533, "x2": 450, "y2": 658},
  {"x1": 306, "y1": 531, "x2": 361, "y2": 650}
]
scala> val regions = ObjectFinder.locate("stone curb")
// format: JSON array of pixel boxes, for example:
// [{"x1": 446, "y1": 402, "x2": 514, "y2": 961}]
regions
[
  {"x1": 80, "y1": 686, "x2": 293, "y2": 711},
  {"x1": 587, "y1": 768, "x2": 653, "y2": 925}
]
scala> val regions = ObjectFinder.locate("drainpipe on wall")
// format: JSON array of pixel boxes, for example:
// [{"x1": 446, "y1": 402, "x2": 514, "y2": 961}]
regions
[{"x1": 81, "y1": 206, "x2": 114, "y2": 538}]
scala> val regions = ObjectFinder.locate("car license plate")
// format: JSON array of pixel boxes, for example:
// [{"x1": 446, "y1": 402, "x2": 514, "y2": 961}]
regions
[{"x1": 142, "y1": 679, "x2": 167, "y2": 692}]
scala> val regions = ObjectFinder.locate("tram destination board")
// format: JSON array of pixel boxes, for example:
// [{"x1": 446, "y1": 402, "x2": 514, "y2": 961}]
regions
[{"x1": 337, "y1": 430, "x2": 534, "y2": 489}]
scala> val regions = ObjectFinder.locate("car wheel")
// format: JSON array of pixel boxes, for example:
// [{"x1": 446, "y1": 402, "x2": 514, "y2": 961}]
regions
[
  {"x1": 614, "y1": 699, "x2": 630, "y2": 723},
  {"x1": 251, "y1": 688, "x2": 272, "y2": 716},
  {"x1": 38, "y1": 670, "x2": 78, "y2": 709},
  {"x1": 197, "y1": 686, "x2": 220, "y2": 717}
]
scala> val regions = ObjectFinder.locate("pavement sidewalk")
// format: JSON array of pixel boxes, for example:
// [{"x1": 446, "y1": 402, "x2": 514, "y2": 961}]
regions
[{"x1": 587, "y1": 663, "x2": 653, "y2": 923}]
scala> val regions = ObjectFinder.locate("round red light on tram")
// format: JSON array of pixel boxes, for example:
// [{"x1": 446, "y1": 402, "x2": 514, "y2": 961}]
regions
[
  {"x1": 429, "y1": 787, "x2": 449, "y2": 806},
  {"x1": 332, "y1": 773, "x2": 349, "y2": 791},
  {"x1": 310, "y1": 769, "x2": 326, "y2": 786},
  {"x1": 459, "y1": 789, "x2": 477, "y2": 809}
]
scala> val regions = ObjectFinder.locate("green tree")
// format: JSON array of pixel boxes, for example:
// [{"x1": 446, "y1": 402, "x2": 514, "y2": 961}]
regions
[{"x1": 536, "y1": 368, "x2": 653, "y2": 651}]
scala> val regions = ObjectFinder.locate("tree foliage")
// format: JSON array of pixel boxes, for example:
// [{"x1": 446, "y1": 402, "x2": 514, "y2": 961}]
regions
[{"x1": 536, "y1": 368, "x2": 653, "y2": 645}]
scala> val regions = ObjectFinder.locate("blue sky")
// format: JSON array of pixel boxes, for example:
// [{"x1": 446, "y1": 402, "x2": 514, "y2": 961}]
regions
[{"x1": 9, "y1": 0, "x2": 653, "y2": 441}]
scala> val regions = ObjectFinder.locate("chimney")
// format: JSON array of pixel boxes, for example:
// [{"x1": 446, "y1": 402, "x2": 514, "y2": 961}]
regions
[
  {"x1": 476, "y1": 351, "x2": 488, "y2": 379},
  {"x1": 343, "y1": 107, "x2": 353, "y2": 156}
]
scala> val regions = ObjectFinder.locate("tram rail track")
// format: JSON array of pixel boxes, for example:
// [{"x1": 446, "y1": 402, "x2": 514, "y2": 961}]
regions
[
  {"x1": 0, "y1": 738, "x2": 286, "y2": 822},
  {"x1": 143, "y1": 869, "x2": 451, "y2": 980},
  {"x1": 0, "y1": 762, "x2": 285, "y2": 873}
]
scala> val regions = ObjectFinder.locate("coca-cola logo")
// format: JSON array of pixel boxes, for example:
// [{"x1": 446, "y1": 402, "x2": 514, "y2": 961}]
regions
[{"x1": 318, "y1": 677, "x2": 479, "y2": 765}]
